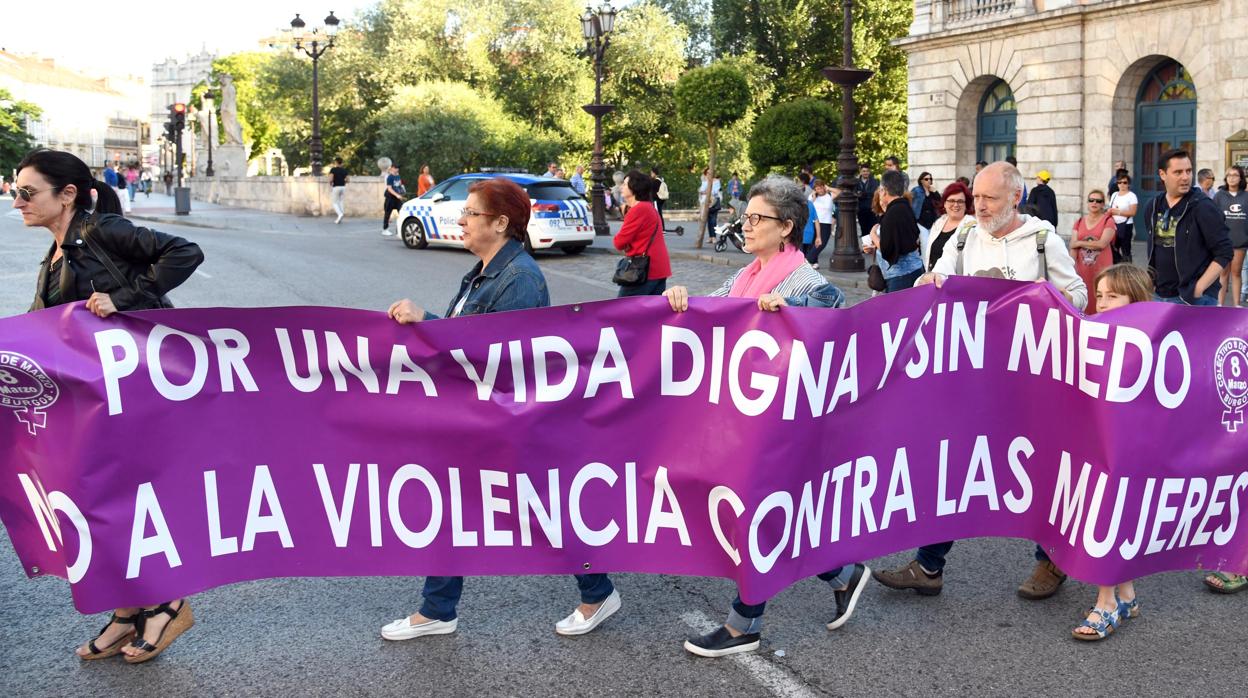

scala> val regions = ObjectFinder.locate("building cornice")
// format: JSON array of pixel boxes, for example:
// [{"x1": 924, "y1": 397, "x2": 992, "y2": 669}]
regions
[{"x1": 894, "y1": 0, "x2": 1215, "y2": 52}]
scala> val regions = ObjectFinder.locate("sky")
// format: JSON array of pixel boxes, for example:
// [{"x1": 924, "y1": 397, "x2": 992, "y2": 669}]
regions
[{"x1": 0, "y1": 0, "x2": 379, "y2": 79}]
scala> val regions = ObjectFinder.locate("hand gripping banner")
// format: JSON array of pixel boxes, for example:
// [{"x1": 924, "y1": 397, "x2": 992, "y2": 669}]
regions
[{"x1": 1, "y1": 278, "x2": 1245, "y2": 614}]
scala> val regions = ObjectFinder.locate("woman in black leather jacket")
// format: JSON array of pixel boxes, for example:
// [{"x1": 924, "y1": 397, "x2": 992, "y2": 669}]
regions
[
  {"x1": 16, "y1": 149, "x2": 203, "y2": 317},
  {"x1": 13, "y1": 148, "x2": 202, "y2": 663}
]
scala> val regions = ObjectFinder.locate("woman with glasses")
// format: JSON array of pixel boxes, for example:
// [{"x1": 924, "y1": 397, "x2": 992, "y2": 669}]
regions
[
  {"x1": 14, "y1": 148, "x2": 203, "y2": 663},
  {"x1": 663, "y1": 175, "x2": 866, "y2": 658},
  {"x1": 1069, "y1": 189, "x2": 1117, "y2": 313},
  {"x1": 1213, "y1": 165, "x2": 1247, "y2": 307},
  {"x1": 922, "y1": 181, "x2": 974, "y2": 272},
  {"x1": 384, "y1": 177, "x2": 622, "y2": 641},
  {"x1": 1106, "y1": 174, "x2": 1138, "y2": 263}
]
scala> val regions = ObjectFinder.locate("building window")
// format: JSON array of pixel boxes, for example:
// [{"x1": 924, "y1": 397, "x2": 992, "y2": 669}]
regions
[
  {"x1": 1135, "y1": 59, "x2": 1196, "y2": 197},
  {"x1": 977, "y1": 79, "x2": 1016, "y2": 163}
]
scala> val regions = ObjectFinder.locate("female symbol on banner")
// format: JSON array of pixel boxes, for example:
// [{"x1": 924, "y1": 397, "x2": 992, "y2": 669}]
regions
[
  {"x1": 1215, "y1": 338, "x2": 1248, "y2": 433},
  {"x1": 0, "y1": 351, "x2": 60, "y2": 435}
]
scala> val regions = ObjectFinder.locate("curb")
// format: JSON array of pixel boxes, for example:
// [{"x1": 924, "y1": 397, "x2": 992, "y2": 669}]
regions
[{"x1": 130, "y1": 214, "x2": 236, "y2": 232}]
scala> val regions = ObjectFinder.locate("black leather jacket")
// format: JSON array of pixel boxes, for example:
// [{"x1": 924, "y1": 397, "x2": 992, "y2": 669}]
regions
[{"x1": 30, "y1": 211, "x2": 204, "y2": 312}]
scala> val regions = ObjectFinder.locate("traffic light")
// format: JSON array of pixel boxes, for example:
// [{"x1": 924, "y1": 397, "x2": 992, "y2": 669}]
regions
[
  {"x1": 171, "y1": 103, "x2": 187, "y2": 132},
  {"x1": 164, "y1": 120, "x2": 177, "y2": 140}
]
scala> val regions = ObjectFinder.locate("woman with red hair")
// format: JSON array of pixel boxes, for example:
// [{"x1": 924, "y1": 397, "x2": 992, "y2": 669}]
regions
[
  {"x1": 384, "y1": 177, "x2": 621, "y2": 640},
  {"x1": 922, "y1": 181, "x2": 974, "y2": 271}
]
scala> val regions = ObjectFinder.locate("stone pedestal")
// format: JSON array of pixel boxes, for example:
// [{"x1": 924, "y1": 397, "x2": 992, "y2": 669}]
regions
[{"x1": 212, "y1": 144, "x2": 249, "y2": 177}]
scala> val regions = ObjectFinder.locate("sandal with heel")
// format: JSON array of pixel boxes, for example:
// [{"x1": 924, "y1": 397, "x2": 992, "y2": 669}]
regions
[
  {"x1": 79, "y1": 612, "x2": 142, "y2": 660},
  {"x1": 124, "y1": 600, "x2": 194, "y2": 664}
]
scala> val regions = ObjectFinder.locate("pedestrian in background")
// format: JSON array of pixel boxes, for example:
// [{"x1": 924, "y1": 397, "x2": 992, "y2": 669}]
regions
[
  {"x1": 15, "y1": 148, "x2": 203, "y2": 663},
  {"x1": 1145, "y1": 148, "x2": 1231, "y2": 305},
  {"x1": 856, "y1": 163, "x2": 879, "y2": 238},
  {"x1": 162, "y1": 170, "x2": 173, "y2": 196},
  {"x1": 124, "y1": 165, "x2": 138, "y2": 203},
  {"x1": 382, "y1": 164, "x2": 405, "y2": 236},
  {"x1": 873, "y1": 169, "x2": 924, "y2": 292},
  {"x1": 1070, "y1": 263, "x2": 1151, "y2": 641},
  {"x1": 727, "y1": 172, "x2": 743, "y2": 203},
  {"x1": 384, "y1": 177, "x2": 622, "y2": 641},
  {"x1": 328, "y1": 157, "x2": 349, "y2": 224},
  {"x1": 810, "y1": 178, "x2": 836, "y2": 269},
  {"x1": 1107, "y1": 173, "x2": 1138, "y2": 263},
  {"x1": 140, "y1": 169, "x2": 152, "y2": 196},
  {"x1": 1069, "y1": 188, "x2": 1117, "y2": 314},
  {"x1": 1107, "y1": 159, "x2": 1127, "y2": 193},
  {"x1": 922, "y1": 181, "x2": 974, "y2": 272},
  {"x1": 1213, "y1": 165, "x2": 1247, "y2": 306},
  {"x1": 612, "y1": 169, "x2": 670, "y2": 297},
  {"x1": 570, "y1": 165, "x2": 586, "y2": 195},
  {"x1": 1196, "y1": 168, "x2": 1216, "y2": 199},
  {"x1": 650, "y1": 166, "x2": 669, "y2": 230},
  {"x1": 883, "y1": 156, "x2": 910, "y2": 191},
  {"x1": 416, "y1": 164, "x2": 435, "y2": 197},
  {"x1": 700, "y1": 168, "x2": 722, "y2": 241},
  {"x1": 1029, "y1": 169, "x2": 1058, "y2": 228}
]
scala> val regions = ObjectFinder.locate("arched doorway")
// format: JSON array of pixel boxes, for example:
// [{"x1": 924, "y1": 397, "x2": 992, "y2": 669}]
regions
[
  {"x1": 978, "y1": 79, "x2": 1017, "y2": 163},
  {"x1": 1134, "y1": 60, "x2": 1197, "y2": 198}
]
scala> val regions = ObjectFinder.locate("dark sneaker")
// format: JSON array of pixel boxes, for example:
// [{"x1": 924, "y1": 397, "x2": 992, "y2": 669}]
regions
[
  {"x1": 1017, "y1": 560, "x2": 1067, "y2": 600},
  {"x1": 827, "y1": 564, "x2": 870, "y2": 630},
  {"x1": 872, "y1": 560, "x2": 943, "y2": 596},
  {"x1": 683, "y1": 626, "x2": 760, "y2": 658}
]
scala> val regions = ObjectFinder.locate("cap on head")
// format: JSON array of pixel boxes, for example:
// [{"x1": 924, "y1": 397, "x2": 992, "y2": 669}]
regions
[{"x1": 1036, "y1": 170, "x2": 1051, "y2": 183}]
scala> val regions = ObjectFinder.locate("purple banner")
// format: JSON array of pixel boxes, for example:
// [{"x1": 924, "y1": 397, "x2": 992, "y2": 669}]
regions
[{"x1": 1, "y1": 278, "x2": 1246, "y2": 613}]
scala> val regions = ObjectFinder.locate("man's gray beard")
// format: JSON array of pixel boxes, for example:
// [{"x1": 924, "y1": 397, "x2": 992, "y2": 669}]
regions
[{"x1": 978, "y1": 208, "x2": 1016, "y2": 235}]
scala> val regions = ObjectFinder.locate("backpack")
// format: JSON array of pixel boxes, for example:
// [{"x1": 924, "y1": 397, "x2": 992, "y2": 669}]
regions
[
  {"x1": 657, "y1": 179, "x2": 669, "y2": 201},
  {"x1": 953, "y1": 223, "x2": 1049, "y2": 281}
]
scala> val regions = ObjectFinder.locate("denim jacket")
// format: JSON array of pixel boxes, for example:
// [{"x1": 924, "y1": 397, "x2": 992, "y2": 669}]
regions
[
  {"x1": 424, "y1": 238, "x2": 550, "y2": 319},
  {"x1": 877, "y1": 248, "x2": 924, "y2": 280},
  {"x1": 786, "y1": 283, "x2": 846, "y2": 308}
]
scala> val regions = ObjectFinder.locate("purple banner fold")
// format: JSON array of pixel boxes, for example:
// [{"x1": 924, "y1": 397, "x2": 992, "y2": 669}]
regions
[{"x1": 1, "y1": 277, "x2": 1246, "y2": 613}]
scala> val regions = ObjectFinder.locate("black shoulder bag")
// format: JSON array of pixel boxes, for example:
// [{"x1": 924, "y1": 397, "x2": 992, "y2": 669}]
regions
[{"x1": 613, "y1": 220, "x2": 662, "y2": 287}]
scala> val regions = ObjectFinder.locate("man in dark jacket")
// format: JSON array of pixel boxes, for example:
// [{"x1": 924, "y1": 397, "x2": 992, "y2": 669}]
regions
[
  {"x1": 856, "y1": 164, "x2": 879, "y2": 238},
  {"x1": 1146, "y1": 148, "x2": 1232, "y2": 305},
  {"x1": 1029, "y1": 169, "x2": 1058, "y2": 228}
]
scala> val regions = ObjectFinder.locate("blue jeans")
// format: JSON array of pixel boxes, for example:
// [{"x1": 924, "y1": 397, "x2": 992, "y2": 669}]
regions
[
  {"x1": 617, "y1": 277, "x2": 667, "y2": 297},
  {"x1": 885, "y1": 268, "x2": 923, "y2": 293},
  {"x1": 915, "y1": 543, "x2": 1049, "y2": 573},
  {"x1": 726, "y1": 566, "x2": 852, "y2": 633},
  {"x1": 706, "y1": 206, "x2": 720, "y2": 238},
  {"x1": 419, "y1": 574, "x2": 613, "y2": 622},
  {"x1": 1153, "y1": 289, "x2": 1218, "y2": 306}
]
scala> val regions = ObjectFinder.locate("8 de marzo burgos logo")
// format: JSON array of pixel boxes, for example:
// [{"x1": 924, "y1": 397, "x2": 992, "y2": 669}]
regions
[
  {"x1": 0, "y1": 351, "x2": 59, "y2": 436},
  {"x1": 1215, "y1": 338, "x2": 1248, "y2": 433}
]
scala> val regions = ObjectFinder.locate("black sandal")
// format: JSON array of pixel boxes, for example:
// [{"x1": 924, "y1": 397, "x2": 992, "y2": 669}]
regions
[
  {"x1": 124, "y1": 600, "x2": 194, "y2": 664},
  {"x1": 80, "y1": 612, "x2": 141, "y2": 660}
]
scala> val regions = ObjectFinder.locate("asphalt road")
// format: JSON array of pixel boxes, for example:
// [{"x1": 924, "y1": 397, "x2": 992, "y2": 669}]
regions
[{"x1": 0, "y1": 207, "x2": 1244, "y2": 697}]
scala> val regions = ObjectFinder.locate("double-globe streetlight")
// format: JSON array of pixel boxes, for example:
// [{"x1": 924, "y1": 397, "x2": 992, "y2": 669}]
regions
[
  {"x1": 580, "y1": 2, "x2": 617, "y2": 237},
  {"x1": 287, "y1": 10, "x2": 340, "y2": 176}
]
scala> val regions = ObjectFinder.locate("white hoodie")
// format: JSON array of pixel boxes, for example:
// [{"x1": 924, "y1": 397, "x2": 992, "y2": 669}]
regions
[{"x1": 930, "y1": 214, "x2": 1088, "y2": 310}]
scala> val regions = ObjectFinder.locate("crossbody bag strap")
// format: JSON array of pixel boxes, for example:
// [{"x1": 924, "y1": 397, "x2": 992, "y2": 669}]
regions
[
  {"x1": 640, "y1": 218, "x2": 662, "y2": 256},
  {"x1": 954, "y1": 226, "x2": 971, "y2": 276},
  {"x1": 82, "y1": 223, "x2": 133, "y2": 292},
  {"x1": 1035, "y1": 229, "x2": 1050, "y2": 281}
]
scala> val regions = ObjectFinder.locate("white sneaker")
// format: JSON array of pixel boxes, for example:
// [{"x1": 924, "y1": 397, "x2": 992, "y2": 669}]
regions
[
  {"x1": 382, "y1": 229, "x2": 395, "y2": 237},
  {"x1": 335, "y1": 213, "x2": 343, "y2": 224},
  {"x1": 380, "y1": 615, "x2": 458, "y2": 640},
  {"x1": 810, "y1": 262, "x2": 819, "y2": 269},
  {"x1": 555, "y1": 589, "x2": 621, "y2": 636}
]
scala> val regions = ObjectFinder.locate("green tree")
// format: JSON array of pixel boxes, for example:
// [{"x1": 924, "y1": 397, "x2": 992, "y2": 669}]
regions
[
  {"x1": 202, "y1": 53, "x2": 282, "y2": 161},
  {"x1": 647, "y1": 0, "x2": 713, "y2": 66},
  {"x1": 0, "y1": 88, "x2": 41, "y2": 172},
  {"x1": 749, "y1": 98, "x2": 840, "y2": 173},
  {"x1": 674, "y1": 62, "x2": 751, "y2": 247},
  {"x1": 850, "y1": 0, "x2": 910, "y2": 170},
  {"x1": 710, "y1": 0, "x2": 843, "y2": 101},
  {"x1": 601, "y1": 2, "x2": 688, "y2": 166}
]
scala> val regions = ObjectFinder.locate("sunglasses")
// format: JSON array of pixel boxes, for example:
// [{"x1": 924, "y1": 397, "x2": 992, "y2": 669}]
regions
[
  {"x1": 14, "y1": 185, "x2": 62, "y2": 202},
  {"x1": 1088, "y1": 197, "x2": 1105, "y2": 203}
]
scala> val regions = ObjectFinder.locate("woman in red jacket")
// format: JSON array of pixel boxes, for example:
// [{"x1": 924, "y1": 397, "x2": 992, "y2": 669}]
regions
[{"x1": 612, "y1": 169, "x2": 672, "y2": 296}]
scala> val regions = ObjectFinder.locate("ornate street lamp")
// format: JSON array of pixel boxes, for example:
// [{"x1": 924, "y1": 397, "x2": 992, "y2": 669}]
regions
[
  {"x1": 821, "y1": 0, "x2": 873, "y2": 272},
  {"x1": 287, "y1": 10, "x2": 339, "y2": 176},
  {"x1": 202, "y1": 86, "x2": 216, "y2": 177},
  {"x1": 581, "y1": 2, "x2": 617, "y2": 237}
]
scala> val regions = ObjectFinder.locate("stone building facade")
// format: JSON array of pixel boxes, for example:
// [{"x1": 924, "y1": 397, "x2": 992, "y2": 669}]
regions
[{"x1": 897, "y1": 0, "x2": 1248, "y2": 235}]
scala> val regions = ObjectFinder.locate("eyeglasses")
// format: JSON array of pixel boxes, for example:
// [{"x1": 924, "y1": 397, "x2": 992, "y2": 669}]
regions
[
  {"x1": 945, "y1": 198, "x2": 966, "y2": 206},
  {"x1": 1088, "y1": 198, "x2": 1105, "y2": 204},
  {"x1": 742, "y1": 212, "x2": 785, "y2": 227},
  {"x1": 461, "y1": 208, "x2": 496, "y2": 218},
  {"x1": 14, "y1": 185, "x2": 62, "y2": 202}
]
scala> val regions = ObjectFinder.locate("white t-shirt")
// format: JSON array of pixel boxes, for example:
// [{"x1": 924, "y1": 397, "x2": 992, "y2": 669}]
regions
[
  {"x1": 1108, "y1": 190, "x2": 1138, "y2": 225},
  {"x1": 813, "y1": 193, "x2": 836, "y2": 224}
]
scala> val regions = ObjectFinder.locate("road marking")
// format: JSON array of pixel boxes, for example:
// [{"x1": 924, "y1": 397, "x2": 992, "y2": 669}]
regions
[
  {"x1": 679, "y1": 611, "x2": 817, "y2": 698},
  {"x1": 194, "y1": 269, "x2": 213, "y2": 279},
  {"x1": 540, "y1": 265, "x2": 618, "y2": 291}
]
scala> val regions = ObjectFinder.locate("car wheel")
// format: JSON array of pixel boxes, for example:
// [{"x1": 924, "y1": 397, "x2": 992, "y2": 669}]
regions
[
  {"x1": 401, "y1": 217, "x2": 427, "y2": 249},
  {"x1": 562, "y1": 245, "x2": 587, "y2": 256}
]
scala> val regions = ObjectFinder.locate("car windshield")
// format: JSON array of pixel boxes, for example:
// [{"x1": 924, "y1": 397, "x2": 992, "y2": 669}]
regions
[{"x1": 526, "y1": 183, "x2": 584, "y2": 201}]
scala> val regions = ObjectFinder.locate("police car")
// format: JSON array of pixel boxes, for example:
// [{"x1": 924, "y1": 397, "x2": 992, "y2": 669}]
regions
[{"x1": 397, "y1": 173, "x2": 594, "y2": 254}]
